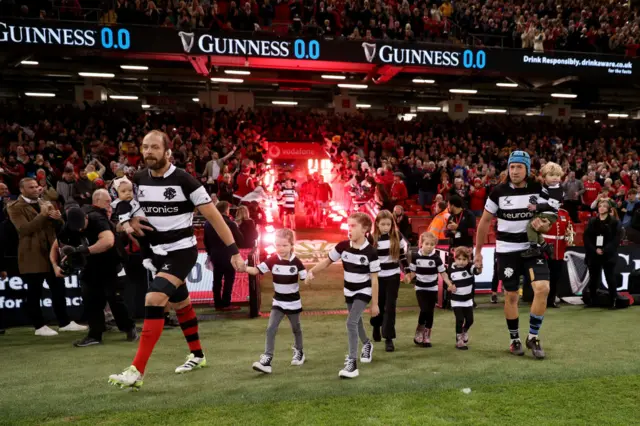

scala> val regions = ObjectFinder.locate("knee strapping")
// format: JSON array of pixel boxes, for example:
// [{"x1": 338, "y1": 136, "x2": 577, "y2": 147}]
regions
[
  {"x1": 148, "y1": 277, "x2": 177, "y2": 298},
  {"x1": 168, "y1": 285, "x2": 189, "y2": 303}
]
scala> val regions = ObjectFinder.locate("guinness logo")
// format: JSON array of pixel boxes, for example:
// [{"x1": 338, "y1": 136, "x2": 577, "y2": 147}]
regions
[
  {"x1": 178, "y1": 31, "x2": 195, "y2": 53},
  {"x1": 362, "y1": 42, "x2": 377, "y2": 63}
]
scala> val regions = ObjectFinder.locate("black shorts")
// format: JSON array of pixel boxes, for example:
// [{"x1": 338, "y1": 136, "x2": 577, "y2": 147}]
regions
[
  {"x1": 496, "y1": 251, "x2": 550, "y2": 292},
  {"x1": 284, "y1": 207, "x2": 295, "y2": 215},
  {"x1": 152, "y1": 247, "x2": 199, "y2": 282}
]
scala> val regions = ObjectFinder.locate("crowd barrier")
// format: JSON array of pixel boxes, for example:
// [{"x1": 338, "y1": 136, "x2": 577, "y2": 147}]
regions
[{"x1": 0, "y1": 247, "x2": 261, "y2": 328}]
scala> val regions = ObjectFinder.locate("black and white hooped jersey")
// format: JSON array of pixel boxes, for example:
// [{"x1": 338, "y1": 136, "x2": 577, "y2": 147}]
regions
[
  {"x1": 280, "y1": 188, "x2": 297, "y2": 209},
  {"x1": 409, "y1": 249, "x2": 445, "y2": 292},
  {"x1": 329, "y1": 239, "x2": 381, "y2": 303},
  {"x1": 257, "y1": 253, "x2": 307, "y2": 314},
  {"x1": 375, "y1": 233, "x2": 409, "y2": 278},
  {"x1": 449, "y1": 264, "x2": 480, "y2": 308},
  {"x1": 534, "y1": 183, "x2": 564, "y2": 217},
  {"x1": 110, "y1": 199, "x2": 142, "y2": 225},
  {"x1": 484, "y1": 182, "x2": 542, "y2": 253},
  {"x1": 133, "y1": 164, "x2": 211, "y2": 255}
]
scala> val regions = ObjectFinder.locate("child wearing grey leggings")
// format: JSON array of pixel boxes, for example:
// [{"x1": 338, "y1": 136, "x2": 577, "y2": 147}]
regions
[{"x1": 245, "y1": 229, "x2": 308, "y2": 374}]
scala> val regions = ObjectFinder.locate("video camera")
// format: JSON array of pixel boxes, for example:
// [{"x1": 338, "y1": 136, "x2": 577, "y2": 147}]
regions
[{"x1": 58, "y1": 245, "x2": 89, "y2": 276}]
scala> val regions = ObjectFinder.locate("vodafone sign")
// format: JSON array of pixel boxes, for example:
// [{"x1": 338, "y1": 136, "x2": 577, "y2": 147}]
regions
[{"x1": 266, "y1": 142, "x2": 327, "y2": 160}]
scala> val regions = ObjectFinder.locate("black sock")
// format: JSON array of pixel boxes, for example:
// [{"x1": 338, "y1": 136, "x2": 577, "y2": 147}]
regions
[{"x1": 507, "y1": 318, "x2": 519, "y2": 341}]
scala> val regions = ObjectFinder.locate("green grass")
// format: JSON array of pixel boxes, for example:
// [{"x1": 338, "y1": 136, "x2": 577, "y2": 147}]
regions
[{"x1": 1, "y1": 303, "x2": 639, "y2": 425}]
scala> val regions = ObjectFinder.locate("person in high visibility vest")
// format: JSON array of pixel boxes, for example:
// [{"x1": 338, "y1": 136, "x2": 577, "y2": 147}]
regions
[{"x1": 427, "y1": 201, "x2": 450, "y2": 242}]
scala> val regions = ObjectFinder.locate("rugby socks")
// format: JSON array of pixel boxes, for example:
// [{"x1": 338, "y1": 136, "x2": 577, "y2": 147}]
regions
[
  {"x1": 176, "y1": 303, "x2": 204, "y2": 358},
  {"x1": 132, "y1": 306, "x2": 166, "y2": 374},
  {"x1": 528, "y1": 314, "x2": 544, "y2": 340},
  {"x1": 507, "y1": 318, "x2": 520, "y2": 342}
]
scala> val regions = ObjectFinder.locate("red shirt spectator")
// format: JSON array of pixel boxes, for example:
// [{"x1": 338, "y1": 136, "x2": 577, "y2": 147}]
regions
[
  {"x1": 582, "y1": 173, "x2": 602, "y2": 207},
  {"x1": 390, "y1": 174, "x2": 408, "y2": 203},
  {"x1": 469, "y1": 179, "x2": 486, "y2": 212}
]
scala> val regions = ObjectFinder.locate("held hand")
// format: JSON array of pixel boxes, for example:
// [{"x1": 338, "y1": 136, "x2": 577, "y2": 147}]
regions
[
  {"x1": 531, "y1": 217, "x2": 551, "y2": 233},
  {"x1": 370, "y1": 304, "x2": 380, "y2": 317},
  {"x1": 597, "y1": 249, "x2": 604, "y2": 255},
  {"x1": 448, "y1": 284, "x2": 456, "y2": 293},
  {"x1": 53, "y1": 265, "x2": 65, "y2": 278},
  {"x1": 305, "y1": 271, "x2": 315, "y2": 285},
  {"x1": 447, "y1": 223, "x2": 458, "y2": 231},
  {"x1": 230, "y1": 253, "x2": 245, "y2": 271},
  {"x1": 527, "y1": 204, "x2": 537, "y2": 211},
  {"x1": 404, "y1": 275, "x2": 412, "y2": 285},
  {"x1": 129, "y1": 217, "x2": 154, "y2": 236},
  {"x1": 0, "y1": 271, "x2": 6, "y2": 280},
  {"x1": 474, "y1": 253, "x2": 483, "y2": 270}
]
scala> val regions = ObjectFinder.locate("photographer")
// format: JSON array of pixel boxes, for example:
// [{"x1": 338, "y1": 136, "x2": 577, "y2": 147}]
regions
[
  {"x1": 583, "y1": 199, "x2": 622, "y2": 308},
  {"x1": 51, "y1": 191, "x2": 137, "y2": 347}
]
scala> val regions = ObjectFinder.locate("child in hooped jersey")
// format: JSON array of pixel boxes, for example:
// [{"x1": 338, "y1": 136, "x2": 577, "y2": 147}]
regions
[
  {"x1": 405, "y1": 232, "x2": 454, "y2": 347},
  {"x1": 448, "y1": 247, "x2": 482, "y2": 350},
  {"x1": 370, "y1": 210, "x2": 409, "y2": 353},
  {"x1": 306, "y1": 212, "x2": 380, "y2": 379},
  {"x1": 245, "y1": 229, "x2": 307, "y2": 374}
]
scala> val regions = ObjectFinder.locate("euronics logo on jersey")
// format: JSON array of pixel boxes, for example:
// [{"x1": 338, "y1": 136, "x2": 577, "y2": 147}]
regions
[
  {"x1": 361, "y1": 41, "x2": 487, "y2": 69},
  {"x1": 180, "y1": 34, "x2": 321, "y2": 60}
]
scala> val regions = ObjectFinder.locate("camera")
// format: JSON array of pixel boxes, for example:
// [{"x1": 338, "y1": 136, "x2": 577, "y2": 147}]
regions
[{"x1": 59, "y1": 245, "x2": 88, "y2": 276}]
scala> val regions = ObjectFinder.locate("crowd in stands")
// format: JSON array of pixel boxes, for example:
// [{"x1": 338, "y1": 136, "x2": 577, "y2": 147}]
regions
[
  {"x1": 3, "y1": 103, "x2": 640, "y2": 239},
  {"x1": 5, "y1": 0, "x2": 639, "y2": 55}
]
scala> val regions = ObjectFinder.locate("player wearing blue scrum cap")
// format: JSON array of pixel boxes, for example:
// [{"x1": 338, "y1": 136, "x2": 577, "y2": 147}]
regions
[{"x1": 473, "y1": 150, "x2": 552, "y2": 360}]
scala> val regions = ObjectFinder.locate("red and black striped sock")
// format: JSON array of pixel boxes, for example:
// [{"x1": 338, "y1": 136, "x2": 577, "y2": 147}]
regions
[
  {"x1": 132, "y1": 306, "x2": 165, "y2": 374},
  {"x1": 176, "y1": 303, "x2": 204, "y2": 358}
]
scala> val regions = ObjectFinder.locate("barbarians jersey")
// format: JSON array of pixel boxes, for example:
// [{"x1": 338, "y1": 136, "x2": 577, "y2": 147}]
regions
[
  {"x1": 133, "y1": 164, "x2": 211, "y2": 254},
  {"x1": 375, "y1": 233, "x2": 409, "y2": 278},
  {"x1": 449, "y1": 264, "x2": 480, "y2": 308},
  {"x1": 409, "y1": 249, "x2": 445, "y2": 292},
  {"x1": 280, "y1": 188, "x2": 297, "y2": 209},
  {"x1": 328, "y1": 239, "x2": 381, "y2": 303},
  {"x1": 484, "y1": 181, "x2": 542, "y2": 253},
  {"x1": 110, "y1": 199, "x2": 142, "y2": 225},
  {"x1": 257, "y1": 253, "x2": 307, "y2": 314}
]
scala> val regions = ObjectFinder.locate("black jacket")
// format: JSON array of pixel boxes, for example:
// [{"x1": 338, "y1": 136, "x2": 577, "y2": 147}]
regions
[
  {"x1": 584, "y1": 215, "x2": 622, "y2": 265},
  {"x1": 204, "y1": 215, "x2": 244, "y2": 262},
  {"x1": 238, "y1": 219, "x2": 258, "y2": 249},
  {"x1": 446, "y1": 209, "x2": 476, "y2": 249}
]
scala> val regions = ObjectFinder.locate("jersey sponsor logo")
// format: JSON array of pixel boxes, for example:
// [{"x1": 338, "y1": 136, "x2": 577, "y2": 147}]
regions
[
  {"x1": 536, "y1": 258, "x2": 545, "y2": 265},
  {"x1": 163, "y1": 187, "x2": 178, "y2": 200},
  {"x1": 138, "y1": 189, "x2": 146, "y2": 198},
  {"x1": 503, "y1": 211, "x2": 533, "y2": 220},
  {"x1": 142, "y1": 205, "x2": 180, "y2": 214}
]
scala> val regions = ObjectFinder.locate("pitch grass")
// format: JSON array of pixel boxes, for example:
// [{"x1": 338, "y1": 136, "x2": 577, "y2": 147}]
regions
[{"x1": 1, "y1": 302, "x2": 640, "y2": 425}]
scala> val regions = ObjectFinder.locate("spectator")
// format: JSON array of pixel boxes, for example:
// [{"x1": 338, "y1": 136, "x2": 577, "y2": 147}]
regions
[
  {"x1": 393, "y1": 205, "x2": 413, "y2": 242},
  {"x1": 427, "y1": 201, "x2": 450, "y2": 242},
  {"x1": 467, "y1": 178, "x2": 485, "y2": 217},
  {"x1": 73, "y1": 168, "x2": 95, "y2": 206},
  {"x1": 218, "y1": 173, "x2": 235, "y2": 204},
  {"x1": 204, "y1": 201, "x2": 244, "y2": 311},
  {"x1": 562, "y1": 171, "x2": 584, "y2": 223},
  {"x1": 7, "y1": 178, "x2": 86, "y2": 336},
  {"x1": 583, "y1": 171, "x2": 602, "y2": 211},
  {"x1": 235, "y1": 205, "x2": 258, "y2": 249},
  {"x1": 390, "y1": 172, "x2": 408, "y2": 204},
  {"x1": 584, "y1": 199, "x2": 622, "y2": 308}
]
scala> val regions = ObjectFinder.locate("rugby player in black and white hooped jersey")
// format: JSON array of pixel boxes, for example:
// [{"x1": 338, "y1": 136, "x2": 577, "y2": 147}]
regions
[
  {"x1": 108, "y1": 130, "x2": 244, "y2": 390},
  {"x1": 474, "y1": 151, "x2": 552, "y2": 360}
]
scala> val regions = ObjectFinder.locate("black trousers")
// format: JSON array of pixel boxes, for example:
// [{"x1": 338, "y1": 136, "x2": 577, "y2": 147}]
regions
[
  {"x1": 416, "y1": 291, "x2": 438, "y2": 328},
  {"x1": 81, "y1": 267, "x2": 134, "y2": 341},
  {"x1": 369, "y1": 274, "x2": 400, "y2": 340},
  {"x1": 491, "y1": 256, "x2": 500, "y2": 293},
  {"x1": 22, "y1": 272, "x2": 70, "y2": 330},
  {"x1": 587, "y1": 261, "x2": 618, "y2": 306},
  {"x1": 453, "y1": 306, "x2": 474, "y2": 334},
  {"x1": 213, "y1": 260, "x2": 236, "y2": 308},
  {"x1": 548, "y1": 258, "x2": 562, "y2": 306},
  {"x1": 564, "y1": 199, "x2": 581, "y2": 223}
]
